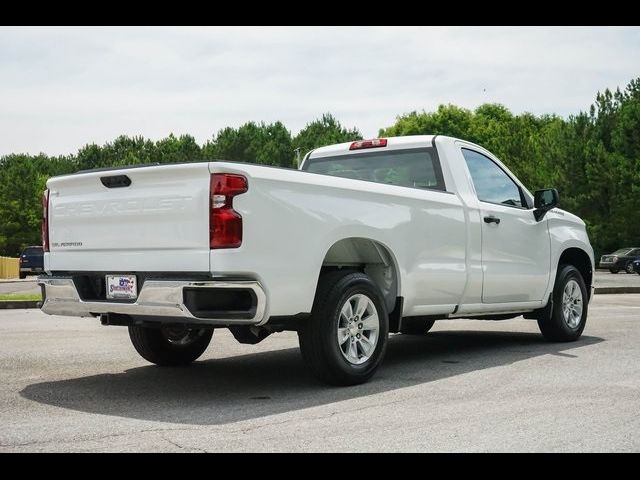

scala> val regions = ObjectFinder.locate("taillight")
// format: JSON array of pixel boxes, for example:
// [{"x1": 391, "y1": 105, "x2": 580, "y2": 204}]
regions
[
  {"x1": 210, "y1": 174, "x2": 248, "y2": 249},
  {"x1": 349, "y1": 138, "x2": 388, "y2": 150},
  {"x1": 42, "y1": 189, "x2": 50, "y2": 252}
]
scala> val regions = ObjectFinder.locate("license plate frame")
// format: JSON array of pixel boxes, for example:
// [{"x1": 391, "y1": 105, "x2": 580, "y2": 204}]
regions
[{"x1": 105, "y1": 275, "x2": 138, "y2": 300}]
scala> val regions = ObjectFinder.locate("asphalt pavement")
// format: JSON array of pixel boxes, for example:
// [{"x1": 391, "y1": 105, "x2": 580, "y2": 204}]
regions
[
  {"x1": 0, "y1": 294, "x2": 638, "y2": 452},
  {"x1": 592, "y1": 270, "x2": 640, "y2": 288}
]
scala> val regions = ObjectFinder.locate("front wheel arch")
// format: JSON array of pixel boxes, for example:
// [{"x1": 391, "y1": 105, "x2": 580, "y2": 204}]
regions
[{"x1": 557, "y1": 247, "x2": 593, "y2": 300}]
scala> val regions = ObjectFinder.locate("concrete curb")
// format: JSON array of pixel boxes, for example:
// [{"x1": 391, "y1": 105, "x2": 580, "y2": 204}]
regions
[
  {"x1": 594, "y1": 287, "x2": 640, "y2": 295},
  {"x1": 0, "y1": 301, "x2": 40, "y2": 309}
]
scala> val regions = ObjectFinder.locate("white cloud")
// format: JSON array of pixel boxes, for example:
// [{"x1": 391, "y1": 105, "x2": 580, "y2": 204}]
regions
[{"x1": 0, "y1": 26, "x2": 638, "y2": 156}]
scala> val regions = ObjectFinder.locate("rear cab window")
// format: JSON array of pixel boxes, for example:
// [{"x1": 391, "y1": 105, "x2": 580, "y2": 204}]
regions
[
  {"x1": 23, "y1": 247, "x2": 43, "y2": 256},
  {"x1": 302, "y1": 148, "x2": 446, "y2": 191}
]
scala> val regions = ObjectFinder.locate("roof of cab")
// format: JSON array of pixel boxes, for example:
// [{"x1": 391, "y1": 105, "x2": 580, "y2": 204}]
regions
[{"x1": 308, "y1": 135, "x2": 437, "y2": 159}]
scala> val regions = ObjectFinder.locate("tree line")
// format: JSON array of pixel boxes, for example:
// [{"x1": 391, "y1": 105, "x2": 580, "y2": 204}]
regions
[{"x1": 1, "y1": 79, "x2": 639, "y2": 259}]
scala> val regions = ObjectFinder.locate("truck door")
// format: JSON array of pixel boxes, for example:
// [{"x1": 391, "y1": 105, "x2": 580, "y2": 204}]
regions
[{"x1": 461, "y1": 148, "x2": 551, "y2": 303}]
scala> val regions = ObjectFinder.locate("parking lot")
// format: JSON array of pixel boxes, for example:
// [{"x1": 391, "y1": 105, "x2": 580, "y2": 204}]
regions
[{"x1": 0, "y1": 293, "x2": 638, "y2": 452}]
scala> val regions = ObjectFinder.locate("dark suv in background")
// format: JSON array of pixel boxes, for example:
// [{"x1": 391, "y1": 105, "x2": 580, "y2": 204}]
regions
[
  {"x1": 19, "y1": 246, "x2": 44, "y2": 279},
  {"x1": 599, "y1": 247, "x2": 640, "y2": 274}
]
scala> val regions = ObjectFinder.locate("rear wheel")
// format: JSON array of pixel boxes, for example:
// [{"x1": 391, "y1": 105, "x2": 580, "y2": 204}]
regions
[
  {"x1": 128, "y1": 325, "x2": 213, "y2": 366},
  {"x1": 625, "y1": 262, "x2": 635, "y2": 274},
  {"x1": 19, "y1": 273, "x2": 26, "y2": 279},
  {"x1": 298, "y1": 270, "x2": 389, "y2": 386},
  {"x1": 400, "y1": 317, "x2": 436, "y2": 335},
  {"x1": 538, "y1": 264, "x2": 588, "y2": 342}
]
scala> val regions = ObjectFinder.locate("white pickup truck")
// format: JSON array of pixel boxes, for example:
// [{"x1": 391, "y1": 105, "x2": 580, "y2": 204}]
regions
[{"x1": 38, "y1": 135, "x2": 594, "y2": 385}]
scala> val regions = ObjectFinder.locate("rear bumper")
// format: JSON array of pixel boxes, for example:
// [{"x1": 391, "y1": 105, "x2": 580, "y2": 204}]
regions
[
  {"x1": 20, "y1": 267, "x2": 43, "y2": 273},
  {"x1": 37, "y1": 276, "x2": 267, "y2": 326}
]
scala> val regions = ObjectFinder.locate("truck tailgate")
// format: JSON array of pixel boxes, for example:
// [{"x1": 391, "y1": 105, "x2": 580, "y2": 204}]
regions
[{"x1": 46, "y1": 163, "x2": 211, "y2": 272}]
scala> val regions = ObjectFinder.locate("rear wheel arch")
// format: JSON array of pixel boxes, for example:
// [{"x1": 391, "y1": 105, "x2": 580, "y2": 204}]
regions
[{"x1": 317, "y1": 237, "x2": 401, "y2": 315}]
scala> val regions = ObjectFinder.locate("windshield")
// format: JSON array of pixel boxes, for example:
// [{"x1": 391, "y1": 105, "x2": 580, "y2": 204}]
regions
[{"x1": 612, "y1": 249, "x2": 632, "y2": 256}]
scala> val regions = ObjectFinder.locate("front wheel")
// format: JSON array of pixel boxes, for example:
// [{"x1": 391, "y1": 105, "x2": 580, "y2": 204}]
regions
[
  {"x1": 538, "y1": 264, "x2": 588, "y2": 342},
  {"x1": 128, "y1": 325, "x2": 213, "y2": 366},
  {"x1": 298, "y1": 270, "x2": 389, "y2": 386},
  {"x1": 609, "y1": 268, "x2": 619, "y2": 274}
]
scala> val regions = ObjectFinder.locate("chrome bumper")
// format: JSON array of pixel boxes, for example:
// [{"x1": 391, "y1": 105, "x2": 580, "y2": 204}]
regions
[{"x1": 37, "y1": 277, "x2": 267, "y2": 325}]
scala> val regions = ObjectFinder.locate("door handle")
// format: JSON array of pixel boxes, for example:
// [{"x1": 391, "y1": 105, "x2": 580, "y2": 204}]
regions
[{"x1": 484, "y1": 215, "x2": 501, "y2": 225}]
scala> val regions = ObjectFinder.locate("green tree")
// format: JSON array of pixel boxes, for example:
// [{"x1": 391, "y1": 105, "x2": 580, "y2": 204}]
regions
[
  {"x1": 203, "y1": 121, "x2": 294, "y2": 168},
  {"x1": 0, "y1": 155, "x2": 48, "y2": 255},
  {"x1": 293, "y1": 113, "x2": 362, "y2": 163},
  {"x1": 379, "y1": 104, "x2": 474, "y2": 139},
  {"x1": 155, "y1": 134, "x2": 203, "y2": 164}
]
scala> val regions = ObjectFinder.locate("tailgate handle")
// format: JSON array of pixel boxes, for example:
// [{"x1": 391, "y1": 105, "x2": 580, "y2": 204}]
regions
[{"x1": 101, "y1": 175, "x2": 132, "y2": 188}]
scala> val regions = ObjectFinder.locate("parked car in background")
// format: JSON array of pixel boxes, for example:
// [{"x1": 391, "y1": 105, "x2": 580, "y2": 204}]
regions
[
  {"x1": 19, "y1": 246, "x2": 44, "y2": 279},
  {"x1": 633, "y1": 259, "x2": 640, "y2": 275},
  {"x1": 599, "y1": 248, "x2": 640, "y2": 273}
]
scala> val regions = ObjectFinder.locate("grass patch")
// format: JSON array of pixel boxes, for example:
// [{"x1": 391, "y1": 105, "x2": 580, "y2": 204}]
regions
[{"x1": 0, "y1": 293, "x2": 42, "y2": 302}]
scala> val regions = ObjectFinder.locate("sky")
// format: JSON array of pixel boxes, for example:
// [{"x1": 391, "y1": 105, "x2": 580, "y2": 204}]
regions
[{"x1": 1, "y1": 26, "x2": 639, "y2": 157}]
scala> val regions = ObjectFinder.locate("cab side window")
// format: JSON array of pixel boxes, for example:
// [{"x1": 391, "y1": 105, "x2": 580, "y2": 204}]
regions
[{"x1": 462, "y1": 148, "x2": 524, "y2": 208}]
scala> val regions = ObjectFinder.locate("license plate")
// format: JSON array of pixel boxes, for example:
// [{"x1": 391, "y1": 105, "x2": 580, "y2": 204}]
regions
[{"x1": 106, "y1": 275, "x2": 138, "y2": 300}]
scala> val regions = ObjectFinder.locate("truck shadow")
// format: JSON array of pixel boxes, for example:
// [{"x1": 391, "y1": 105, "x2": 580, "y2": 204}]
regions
[{"x1": 20, "y1": 330, "x2": 603, "y2": 426}]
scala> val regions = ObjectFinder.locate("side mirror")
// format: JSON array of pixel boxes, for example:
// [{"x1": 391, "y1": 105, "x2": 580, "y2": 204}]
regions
[{"x1": 533, "y1": 188, "x2": 559, "y2": 221}]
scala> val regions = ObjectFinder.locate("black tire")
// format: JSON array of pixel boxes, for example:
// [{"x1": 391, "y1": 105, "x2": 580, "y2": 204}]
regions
[
  {"x1": 609, "y1": 268, "x2": 619, "y2": 274},
  {"x1": 19, "y1": 273, "x2": 26, "y2": 279},
  {"x1": 538, "y1": 264, "x2": 588, "y2": 342},
  {"x1": 128, "y1": 325, "x2": 213, "y2": 366},
  {"x1": 400, "y1": 316, "x2": 436, "y2": 335},
  {"x1": 298, "y1": 270, "x2": 389, "y2": 386},
  {"x1": 625, "y1": 262, "x2": 635, "y2": 274}
]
